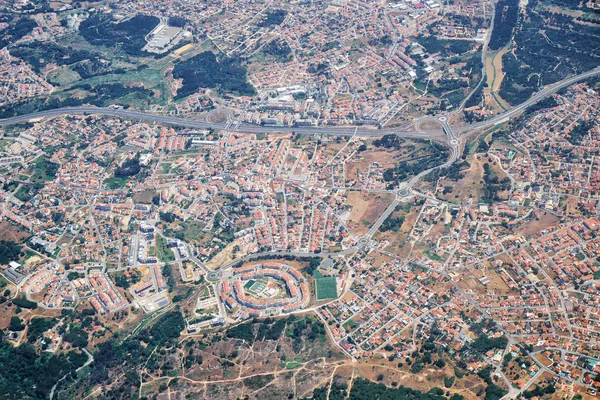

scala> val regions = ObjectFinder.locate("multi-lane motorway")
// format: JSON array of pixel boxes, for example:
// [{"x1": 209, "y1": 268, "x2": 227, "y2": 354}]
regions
[
  {"x1": 454, "y1": 67, "x2": 600, "y2": 133},
  {"x1": 1, "y1": 68, "x2": 598, "y2": 137}
]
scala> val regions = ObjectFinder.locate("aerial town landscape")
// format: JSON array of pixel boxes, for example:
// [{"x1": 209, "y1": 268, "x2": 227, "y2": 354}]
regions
[{"x1": 0, "y1": 0, "x2": 599, "y2": 399}]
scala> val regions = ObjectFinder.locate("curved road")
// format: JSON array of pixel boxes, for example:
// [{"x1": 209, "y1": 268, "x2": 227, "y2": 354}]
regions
[
  {"x1": 1, "y1": 68, "x2": 598, "y2": 137},
  {"x1": 454, "y1": 67, "x2": 600, "y2": 133}
]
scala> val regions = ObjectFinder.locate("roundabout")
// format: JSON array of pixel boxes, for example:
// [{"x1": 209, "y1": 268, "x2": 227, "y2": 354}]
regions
[
  {"x1": 207, "y1": 271, "x2": 221, "y2": 282},
  {"x1": 397, "y1": 189, "x2": 410, "y2": 198}
]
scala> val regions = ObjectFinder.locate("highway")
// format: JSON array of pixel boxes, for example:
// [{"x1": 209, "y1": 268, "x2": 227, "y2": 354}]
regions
[
  {"x1": 0, "y1": 106, "x2": 431, "y2": 137},
  {"x1": 0, "y1": 67, "x2": 598, "y2": 137},
  {"x1": 2, "y1": 67, "x2": 592, "y2": 262},
  {"x1": 454, "y1": 67, "x2": 600, "y2": 133}
]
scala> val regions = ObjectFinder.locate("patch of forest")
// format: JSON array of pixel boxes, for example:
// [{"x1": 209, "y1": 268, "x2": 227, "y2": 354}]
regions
[
  {"x1": 380, "y1": 141, "x2": 451, "y2": 186},
  {"x1": 79, "y1": 14, "x2": 159, "y2": 57},
  {"x1": 488, "y1": 0, "x2": 519, "y2": 50},
  {"x1": 261, "y1": 39, "x2": 293, "y2": 62},
  {"x1": 258, "y1": 9, "x2": 287, "y2": 27},
  {"x1": 0, "y1": 240, "x2": 21, "y2": 265},
  {"x1": 499, "y1": 0, "x2": 600, "y2": 105},
  {"x1": 305, "y1": 378, "x2": 464, "y2": 400},
  {"x1": 417, "y1": 35, "x2": 476, "y2": 57},
  {"x1": 172, "y1": 51, "x2": 255, "y2": 98},
  {"x1": 0, "y1": 328, "x2": 87, "y2": 399},
  {"x1": 0, "y1": 17, "x2": 37, "y2": 49},
  {"x1": 0, "y1": 83, "x2": 155, "y2": 118},
  {"x1": 10, "y1": 42, "x2": 99, "y2": 73}
]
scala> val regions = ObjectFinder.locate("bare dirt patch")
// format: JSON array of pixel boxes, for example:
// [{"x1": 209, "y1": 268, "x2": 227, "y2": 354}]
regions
[
  {"x1": 418, "y1": 120, "x2": 442, "y2": 132},
  {"x1": 206, "y1": 238, "x2": 244, "y2": 270},
  {"x1": 347, "y1": 192, "x2": 370, "y2": 223},
  {"x1": 561, "y1": 196, "x2": 582, "y2": 217},
  {"x1": 533, "y1": 352, "x2": 554, "y2": 368},
  {"x1": 0, "y1": 220, "x2": 32, "y2": 243},
  {"x1": 346, "y1": 149, "x2": 403, "y2": 183},
  {"x1": 438, "y1": 154, "x2": 485, "y2": 203},
  {"x1": 133, "y1": 189, "x2": 157, "y2": 204},
  {"x1": 345, "y1": 192, "x2": 394, "y2": 236},
  {"x1": 517, "y1": 212, "x2": 560, "y2": 237},
  {"x1": 207, "y1": 110, "x2": 230, "y2": 123},
  {"x1": 376, "y1": 201, "x2": 422, "y2": 257}
]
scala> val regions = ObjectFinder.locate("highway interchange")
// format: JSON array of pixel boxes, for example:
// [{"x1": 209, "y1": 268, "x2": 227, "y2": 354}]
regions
[
  {"x1": 2, "y1": 67, "x2": 598, "y2": 273},
  {"x1": 0, "y1": 67, "x2": 598, "y2": 138},
  {"x1": 2, "y1": 57, "x2": 599, "y2": 399},
  {"x1": 1, "y1": 67, "x2": 597, "y2": 260}
]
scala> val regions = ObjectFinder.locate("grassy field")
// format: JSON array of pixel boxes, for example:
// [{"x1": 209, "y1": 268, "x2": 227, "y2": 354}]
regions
[
  {"x1": 314, "y1": 271, "x2": 338, "y2": 301},
  {"x1": 104, "y1": 176, "x2": 128, "y2": 189},
  {"x1": 156, "y1": 234, "x2": 175, "y2": 262},
  {"x1": 182, "y1": 220, "x2": 207, "y2": 243},
  {"x1": 484, "y1": 48, "x2": 511, "y2": 111},
  {"x1": 283, "y1": 361, "x2": 302, "y2": 369},
  {"x1": 43, "y1": 32, "x2": 180, "y2": 108},
  {"x1": 47, "y1": 66, "x2": 81, "y2": 86},
  {"x1": 0, "y1": 139, "x2": 13, "y2": 151},
  {"x1": 0, "y1": 274, "x2": 11, "y2": 290},
  {"x1": 14, "y1": 186, "x2": 32, "y2": 202}
]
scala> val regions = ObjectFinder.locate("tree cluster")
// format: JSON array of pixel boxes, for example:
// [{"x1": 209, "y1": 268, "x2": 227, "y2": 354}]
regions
[
  {"x1": 257, "y1": 10, "x2": 287, "y2": 27},
  {"x1": 10, "y1": 42, "x2": 99, "y2": 74},
  {"x1": 173, "y1": 51, "x2": 255, "y2": 98},
  {"x1": 0, "y1": 341, "x2": 86, "y2": 399},
  {"x1": 0, "y1": 17, "x2": 37, "y2": 49},
  {"x1": 0, "y1": 240, "x2": 21, "y2": 265},
  {"x1": 79, "y1": 14, "x2": 159, "y2": 57},
  {"x1": 488, "y1": 0, "x2": 519, "y2": 50},
  {"x1": 114, "y1": 156, "x2": 141, "y2": 178}
]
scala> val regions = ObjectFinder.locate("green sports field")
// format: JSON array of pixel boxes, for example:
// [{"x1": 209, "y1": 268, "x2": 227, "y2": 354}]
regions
[
  {"x1": 250, "y1": 280, "x2": 266, "y2": 293},
  {"x1": 315, "y1": 277, "x2": 337, "y2": 301}
]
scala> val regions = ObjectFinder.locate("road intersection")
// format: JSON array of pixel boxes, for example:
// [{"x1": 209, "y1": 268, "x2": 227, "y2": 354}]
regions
[
  {"x1": 3, "y1": 67, "x2": 600, "y2": 398},
  {"x1": 0, "y1": 67, "x2": 598, "y2": 139}
]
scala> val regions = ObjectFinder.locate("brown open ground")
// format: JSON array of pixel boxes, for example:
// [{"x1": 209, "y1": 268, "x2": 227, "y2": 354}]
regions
[
  {"x1": 346, "y1": 149, "x2": 406, "y2": 183},
  {"x1": 484, "y1": 48, "x2": 511, "y2": 110},
  {"x1": 438, "y1": 154, "x2": 485, "y2": 203},
  {"x1": 517, "y1": 212, "x2": 560, "y2": 237},
  {"x1": 133, "y1": 189, "x2": 157, "y2": 204},
  {"x1": 206, "y1": 238, "x2": 244, "y2": 270},
  {"x1": 346, "y1": 192, "x2": 395, "y2": 236},
  {"x1": 0, "y1": 220, "x2": 32, "y2": 243}
]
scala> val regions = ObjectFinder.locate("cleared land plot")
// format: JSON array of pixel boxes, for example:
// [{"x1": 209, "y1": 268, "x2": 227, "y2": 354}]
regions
[
  {"x1": 347, "y1": 192, "x2": 370, "y2": 223},
  {"x1": 438, "y1": 154, "x2": 485, "y2": 203},
  {"x1": 206, "y1": 238, "x2": 244, "y2": 270},
  {"x1": 517, "y1": 212, "x2": 559, "y2": 237},
  {"x1": 345, "y1": 147, "x2": 411, "y2": 183},
  {"x1": 346, "y1": 192, "x2": 395, "y2": 236},
  {"x1": 375, "y1": 202, "x2": 419, "y2": 257},
  {"x1": 133, "y1": 189, "x2": 157, "y2": 204},
  {"x1": 0, "y1": 220, "x2": 32, "y2": 243}
]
